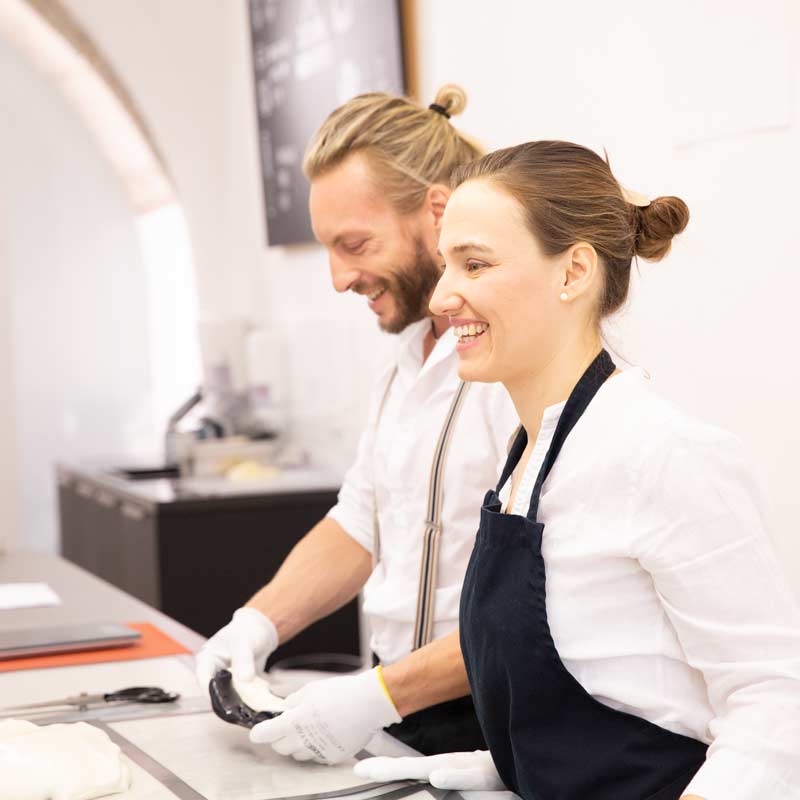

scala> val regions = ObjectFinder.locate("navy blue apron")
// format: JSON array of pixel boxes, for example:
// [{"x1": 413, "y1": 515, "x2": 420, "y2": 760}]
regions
[
  {"x1": 460, "y1": 350, "x2": 708, "y2": 800},
  {"x1": 375, "y1": 653, "x2": 486, "y2": 754}
]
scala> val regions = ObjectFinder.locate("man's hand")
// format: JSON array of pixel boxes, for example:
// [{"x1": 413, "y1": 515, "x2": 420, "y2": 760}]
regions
[
  {"x1": 249, "y1": 668, "x2": 401, "y2": 764},
  {"x1": 195, "y1": 607, "x2": 279, "y2": 687},
  {"x1": 354, "y1": 750, "x2": 505, "y2": 790}
]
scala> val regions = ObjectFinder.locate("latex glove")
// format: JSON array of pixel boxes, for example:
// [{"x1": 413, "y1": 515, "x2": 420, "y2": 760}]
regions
[
  {"x1": 249, "y1": 667, "x2": 401, "y2": 764},
  {"x1": 195, "y1": 607, "x2": 279, "y2": 687},
  {"x1": 354, "y1": 750, "x2": 505, "y2": 791}
]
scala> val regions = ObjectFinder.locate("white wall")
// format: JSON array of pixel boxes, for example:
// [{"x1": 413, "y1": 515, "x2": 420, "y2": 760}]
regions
[
  {"x1": 62, "y1": 0, "x2": 800, "y2": 587},
  {"x1": 0, "y1": 203, "x2": 20, "y2": 553},
  {"x1": 412, "y1": 0, "x2": 800, "y2": 580},
  {"x1": 63, "y1": 0, "x2": 390, "y2": 471},
  {"x1": 0, "y1": 36, "x2": 159, "y2": 551},
  {"x1": 61, "y1": 0, "x2": 256, "y2": 322}
]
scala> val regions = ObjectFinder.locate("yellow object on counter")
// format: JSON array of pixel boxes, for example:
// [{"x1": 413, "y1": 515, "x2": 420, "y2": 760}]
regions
[{"x1": 225, "y1": 460, "x2": 281, "y2": 481}]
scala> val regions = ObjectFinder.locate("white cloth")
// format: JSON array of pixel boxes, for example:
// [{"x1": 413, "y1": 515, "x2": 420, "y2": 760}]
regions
[
  {"x1": 327, "y1": 320, "x2": 519, "y2": 664},
  {"x1": 498, "y1": 366, "x2": 800, "y2": 799},
  {"x1": 0, "y1": 719, "x2": 130, "y2": 800}
]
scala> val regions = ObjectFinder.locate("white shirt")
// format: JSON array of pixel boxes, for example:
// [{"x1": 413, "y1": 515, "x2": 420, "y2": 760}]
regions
[
  {"x1": 499, "y1": 367, "x2": 800, "y2": 799},
  {"x1": 328, "y1": 320, "x2": 519, "y2": 665}
]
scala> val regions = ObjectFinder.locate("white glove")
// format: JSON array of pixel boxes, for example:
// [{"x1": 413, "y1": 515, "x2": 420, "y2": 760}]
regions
[
  {"x1": 353, "y1": 750, "x2": 505, "y2": 791},
  {"x1": 249, "y1": 667, "x2": 402, "y2": 764},
  {"x1": 195, "y1": 607, "x2": 279, "y2": 687}
]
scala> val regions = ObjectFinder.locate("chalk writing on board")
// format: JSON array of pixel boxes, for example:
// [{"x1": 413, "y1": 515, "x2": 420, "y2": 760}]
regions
[{"x1": 249, "y1": 0, "x2": 406, "y2": 246}]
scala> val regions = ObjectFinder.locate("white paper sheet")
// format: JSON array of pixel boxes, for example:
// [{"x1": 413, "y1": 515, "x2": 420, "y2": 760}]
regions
[
  {"x1": 0, "y1": 582, "x2": 61, "y2": 610},
  {"x1": 110, "y1": 712, "x2": 387, "y2": 800}
]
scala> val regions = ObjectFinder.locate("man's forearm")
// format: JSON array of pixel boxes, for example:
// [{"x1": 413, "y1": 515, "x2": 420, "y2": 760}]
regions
[
  {"x1": 246, "y1": 516, "x2": 372, "y2": 644},
  {"x1": 381, "y1": 629, "x2": 471, "y2": 717}
]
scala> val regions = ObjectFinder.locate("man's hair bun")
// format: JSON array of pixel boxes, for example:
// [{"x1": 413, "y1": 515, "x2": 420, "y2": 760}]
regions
[{"x1": 431, "y1": 84, "x2": 468, "y2": 118}]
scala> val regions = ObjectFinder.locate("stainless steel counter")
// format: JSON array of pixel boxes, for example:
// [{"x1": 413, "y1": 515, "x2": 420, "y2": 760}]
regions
[
  {"x1": 57, "y1": 462, "x2": 341, "y2": 510},
  {"x1": 0, "y1": 549, "x2": 203, "y2": 648},
  {"x1": 0, "y1": 551, "x2": 514, "y2": 799}
]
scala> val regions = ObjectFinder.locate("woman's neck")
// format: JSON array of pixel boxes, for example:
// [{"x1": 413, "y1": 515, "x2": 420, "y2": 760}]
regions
[{"x1": 505, "y1": 329, "x2": 603, "y2": 441}]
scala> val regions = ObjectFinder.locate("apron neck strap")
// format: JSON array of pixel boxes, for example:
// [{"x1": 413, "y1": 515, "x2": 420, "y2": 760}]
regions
[
  {"x1": 526, "y1": 349, "x2": 616, "y2": 521},
  {"x1": 496, "y1": 426, "x2": 528, "y2": 493}
]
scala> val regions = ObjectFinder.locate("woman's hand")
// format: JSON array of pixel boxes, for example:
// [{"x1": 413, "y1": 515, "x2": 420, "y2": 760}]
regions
[{"x1": 354, "y1": 750, "x2": 505, "y2": 790}]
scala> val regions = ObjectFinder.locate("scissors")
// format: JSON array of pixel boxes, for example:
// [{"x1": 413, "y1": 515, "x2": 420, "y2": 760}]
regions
[{"x1": 1, "y1": 686, "x2": 179, "y2": 713}]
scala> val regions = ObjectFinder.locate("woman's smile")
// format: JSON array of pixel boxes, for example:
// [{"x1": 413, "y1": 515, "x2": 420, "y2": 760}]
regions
[{"x1": 450, "y1": 318, "x2": 490, "y2": 352}]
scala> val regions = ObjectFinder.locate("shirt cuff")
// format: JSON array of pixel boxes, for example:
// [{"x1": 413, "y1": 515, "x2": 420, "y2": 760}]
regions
[
  {"x1": 683, "y1": 745, "x2": 799, "y2": 799},
  {"x1": 326, "y1": 506, "x2": 374, "y2": 554}
]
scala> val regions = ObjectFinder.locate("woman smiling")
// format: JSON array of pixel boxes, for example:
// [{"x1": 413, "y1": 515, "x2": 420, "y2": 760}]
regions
[{"x1": 355, "y1": 141, "x2": 800, "y2": 800}]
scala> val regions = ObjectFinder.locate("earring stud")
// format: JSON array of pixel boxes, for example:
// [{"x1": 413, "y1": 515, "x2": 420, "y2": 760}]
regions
[{"x1": 559, "y1": 292, "x2": 569, "y2": 302}]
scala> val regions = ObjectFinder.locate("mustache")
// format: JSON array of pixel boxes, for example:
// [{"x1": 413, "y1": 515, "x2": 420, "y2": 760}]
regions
[{"x1": 351, "y1": 277, "x2": 391, "y2": 296}]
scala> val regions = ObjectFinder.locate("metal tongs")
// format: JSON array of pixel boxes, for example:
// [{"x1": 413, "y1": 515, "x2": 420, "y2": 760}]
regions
[{"x1": 208, "y1": 669, "x2": 282, "y2": 729}]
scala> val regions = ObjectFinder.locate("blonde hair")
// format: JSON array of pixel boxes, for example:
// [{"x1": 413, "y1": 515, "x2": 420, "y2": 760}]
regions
[{"x1": 303, "y1": 84, "x2": 483, "y2": 214}]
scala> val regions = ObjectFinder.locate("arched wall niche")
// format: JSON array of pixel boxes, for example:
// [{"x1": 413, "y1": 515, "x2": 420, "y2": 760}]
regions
[{"x1": 0, "y1": 0, "x2": 200, "y2": 553}]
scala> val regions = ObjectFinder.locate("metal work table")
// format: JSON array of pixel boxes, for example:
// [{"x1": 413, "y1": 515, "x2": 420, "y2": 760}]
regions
[
  {"x1": 0, "y1": 551, "x2": 515, "y2": 799},
  {"x1": 0, "y1": 551, "x2": 446, "y2": 800},
  {"x1": 0, "y1": 549, "x2": 203, "y2": 649}
]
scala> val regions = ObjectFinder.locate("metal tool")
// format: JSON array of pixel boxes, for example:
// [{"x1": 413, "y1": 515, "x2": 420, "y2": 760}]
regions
[
  {"x1": 2, "y1": 686, "x2": 179, "y2": 713},
  {"x1": 209, "y1": 669, "x2": 281, "y2": 728}
]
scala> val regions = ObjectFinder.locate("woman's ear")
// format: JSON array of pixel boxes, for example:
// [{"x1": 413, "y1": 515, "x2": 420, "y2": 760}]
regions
[{"x1": 562, "y1": 242, "x2": 599, "y2": 299}]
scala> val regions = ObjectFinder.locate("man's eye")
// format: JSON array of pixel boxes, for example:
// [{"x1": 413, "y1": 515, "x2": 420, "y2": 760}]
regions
[
  {"x1": 466, "y1": 260, "x2": 485, "y2": 272},
  {"x1": 343, "y1": 241, "x2": 366, "y2": 254}
]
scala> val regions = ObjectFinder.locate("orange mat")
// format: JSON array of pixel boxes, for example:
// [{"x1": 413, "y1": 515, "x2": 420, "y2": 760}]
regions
[{"x1": 0, "y1": 622, "x2": 191, "y2": 672}]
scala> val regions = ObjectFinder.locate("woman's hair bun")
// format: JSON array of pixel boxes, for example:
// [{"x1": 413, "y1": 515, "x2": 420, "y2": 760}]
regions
[
  {"x1": 431, "y1": 83, "x2": 468, "y2": 118},
  {"x1": 633, "y1": 196, "x2": 690, "y2": 261}
]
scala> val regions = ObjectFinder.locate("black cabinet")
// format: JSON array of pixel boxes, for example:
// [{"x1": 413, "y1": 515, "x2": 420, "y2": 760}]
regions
[{"x1": 57, "y1": 464, "x2": 359, "y2": 666}]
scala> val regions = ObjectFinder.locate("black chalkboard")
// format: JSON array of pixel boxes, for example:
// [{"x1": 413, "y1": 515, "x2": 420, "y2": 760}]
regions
[{"x1": 249, "y1": 0, "x2": 406, "y2": 247}]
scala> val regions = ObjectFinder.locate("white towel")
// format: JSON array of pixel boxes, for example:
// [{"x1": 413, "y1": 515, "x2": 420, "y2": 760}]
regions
[{"x1": 0, "y1": 719, "x2": 130, "y2": 800}]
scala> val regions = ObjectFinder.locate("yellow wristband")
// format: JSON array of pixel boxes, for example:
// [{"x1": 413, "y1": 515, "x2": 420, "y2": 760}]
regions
[{"x1": 375, "y1": 665, "x2": 398, "y2": 711}]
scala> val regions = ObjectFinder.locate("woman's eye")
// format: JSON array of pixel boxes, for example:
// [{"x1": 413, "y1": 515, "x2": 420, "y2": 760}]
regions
[{"x1": 466, "y1": 260, "x2": 485, "y2": 273}]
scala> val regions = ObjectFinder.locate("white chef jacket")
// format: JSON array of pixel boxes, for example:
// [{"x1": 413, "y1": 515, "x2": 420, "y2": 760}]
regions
[
  {"x1": 327, "y1": 319, "x2": 519, "y2": 665},
  {"x1": 498, "y1": 366, "x2": 800, "y2": 799}
]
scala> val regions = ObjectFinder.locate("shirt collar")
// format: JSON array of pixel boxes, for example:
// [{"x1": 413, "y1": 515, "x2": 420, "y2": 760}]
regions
[
  {"x1": 395, "y1": 319, "x2": 456, "y2": 380},
  {"x1": 541, "y1": 399, "x2": 567, "y2": 431}
]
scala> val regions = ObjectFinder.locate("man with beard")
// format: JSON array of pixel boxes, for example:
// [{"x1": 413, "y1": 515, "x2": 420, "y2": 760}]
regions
[{"x1": 196, "y1": 85, "x2": 518, "y2": 762}]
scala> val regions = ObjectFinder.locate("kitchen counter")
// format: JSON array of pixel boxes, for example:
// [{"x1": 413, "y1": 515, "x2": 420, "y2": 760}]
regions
[
  {"x1": 56, "y1": 462, "x2": 360, "y2": 658},
  {"x1": 0, "y1": 551, "x2": 404, "y2": 799},
  {"x1": 57, "y1": 462, "x2": 342, "y2": 513},
  {"x1": 0, "y1": 551, "x2": 517, "y2": 800},
  {"x1": 0, "y1": 549, "x2": 202, "y2": 648}
]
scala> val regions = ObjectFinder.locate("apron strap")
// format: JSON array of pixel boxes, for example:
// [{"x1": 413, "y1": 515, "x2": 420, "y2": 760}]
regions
[
  {"x1": 371, "y1": 366, "x2": 472, "y2": 651},
  {"x1": 526, "y1": 350, "x2": 616, "y2": 521},
  {"x1": 413, "y1": 380, "x2": 471, "y2": 650},
  {"x1": 495, "y1": 425, "x2": 528, "y2": 493}
]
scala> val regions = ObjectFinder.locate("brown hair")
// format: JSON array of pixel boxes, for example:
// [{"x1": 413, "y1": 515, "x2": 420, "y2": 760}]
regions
[
  {"x1": 451, "y1": 140, "x2": 689, "y2": 318},
  {"x1": 303, "y1": 84, "x2": 483, "y2": 214}
]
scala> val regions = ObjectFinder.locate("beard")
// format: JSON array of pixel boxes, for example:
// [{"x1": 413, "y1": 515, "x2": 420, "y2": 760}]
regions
[{"x1": 360, "y1": 239, "x2": 442, "y2": 335}]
